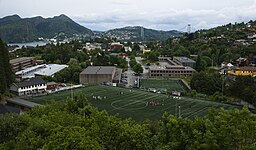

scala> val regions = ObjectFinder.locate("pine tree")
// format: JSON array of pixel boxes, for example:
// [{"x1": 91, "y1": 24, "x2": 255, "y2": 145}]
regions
[
  {"x1": 2, "y1": 40, "x2": 14, "y2": 86},
  {"x1": 0, "y1": 38, "x2": 14, "y2": 94},
  {"x1": 0, "y1": 39, "x2": 7, "y2": 94}
]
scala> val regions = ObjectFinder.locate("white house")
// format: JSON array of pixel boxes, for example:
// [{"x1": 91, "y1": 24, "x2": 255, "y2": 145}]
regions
[{"x1": 10, "y1": 78, "x2": 47, "y2": 96}]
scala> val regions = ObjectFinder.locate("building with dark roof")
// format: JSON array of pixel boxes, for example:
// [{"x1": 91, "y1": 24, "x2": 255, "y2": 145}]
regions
[
  {"x1": 0, "y1": 104, "x2": 21, "y2": 115},
  {"x1": 79, "y1": 66, "x2": 116, "y2": 85},
  {"x1": 9, "y1": 57, "x2": 36, "y2": 72},
  {"x1": 173, "y1": 57, "x2": 196, "y2": 68},
  {"x1": 6, "y1": 98, "x2": 42, "y2": 111},
  {"x1": 10, "y1": 78, "x2": 47, "y2": 96}
]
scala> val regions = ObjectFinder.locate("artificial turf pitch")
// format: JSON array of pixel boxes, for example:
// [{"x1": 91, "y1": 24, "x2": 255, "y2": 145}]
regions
[
  {"x1": 27, "y1": 85, "x2": 238, "y2": 121},
  {"x1": 139, "y1": 78, "x2": 187, "y2": 93}
]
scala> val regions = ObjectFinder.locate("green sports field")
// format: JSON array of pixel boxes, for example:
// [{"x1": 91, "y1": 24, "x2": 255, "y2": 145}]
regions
[
  {"x1": 27, "y1": 85, "x2": 239, "y2": 121},
  {"x1": 140, "y1": 78, "x2": 188, "y2": 93}
]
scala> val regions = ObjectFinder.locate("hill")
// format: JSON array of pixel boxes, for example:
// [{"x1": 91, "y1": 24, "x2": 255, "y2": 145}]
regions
[
  {"x1": 0, "y1": 14, "x2": 93, "y2": 43},
  {"x1": 105, "y1": 26, "x2": 183, "y2": 41}
]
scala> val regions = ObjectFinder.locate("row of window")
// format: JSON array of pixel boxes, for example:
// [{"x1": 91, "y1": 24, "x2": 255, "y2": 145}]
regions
[
  {"x1": 150, "y1": 70, "x2": 193, "y2": 74},
  {"x1": 20, "y1": 84, "x2": 46, "y2": 90},
  {"x1": 150, "y1": 74, "x2": 192, "y2": 77}
]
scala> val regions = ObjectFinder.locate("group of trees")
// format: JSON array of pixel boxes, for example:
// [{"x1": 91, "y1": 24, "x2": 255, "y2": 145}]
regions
[
  {"x1": 190, "y1": 70, "x2": 256, "y2": 104},
  {"x1": 225, "y1": 76, "x2": 256, "y2": 105},
  {"x1": 0, "y1": 93, "x2": 255, "y2": 149},
  {"x1": 129, "y1": 56, "x2": 143, "y2": 74},
  {"x1": 0, "y1": 39, "x2": 14, "y2": 95}
]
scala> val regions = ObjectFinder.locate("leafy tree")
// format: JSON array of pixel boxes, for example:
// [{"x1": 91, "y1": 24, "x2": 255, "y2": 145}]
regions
[
  {"x1": 132, "y1": 63, "x2": 143, "y2": 74},
  {"x1": 129, "y1": 59, "x2": 137, "y2": 68},
  {"x1": 147, "y1": 51, "x2": 159, "y2": 62},
  {"x1": 190, "y1": 72, "x2": 222, "y2": 95},
  {"x1": 195, "y1": 54, "x2": 207, "y2": 72},
  {"x1": 226, "y1": 76, "x2": 256, "y2": 104}
]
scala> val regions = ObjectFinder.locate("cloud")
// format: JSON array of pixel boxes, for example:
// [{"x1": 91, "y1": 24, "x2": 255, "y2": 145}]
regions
[
  {"x1": 1, "y1": 0, "x2": 256, "y2": 31},
  {"x1": 72, "y1": 3, "x2": 256, "y2": 31}
]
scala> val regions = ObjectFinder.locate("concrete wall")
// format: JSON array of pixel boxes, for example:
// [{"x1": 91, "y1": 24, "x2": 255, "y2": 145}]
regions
[{"x1": 80, "y1": 74, "x2": 113, "y2": 85}]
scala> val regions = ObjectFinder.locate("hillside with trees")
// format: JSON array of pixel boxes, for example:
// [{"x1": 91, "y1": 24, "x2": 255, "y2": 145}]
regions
[
  {"x1": 0, "y1": 14, "x2": 93, "y2": 43},
  {"x1": 105, "y1": 26, "x2": 183, "y2": 41}
]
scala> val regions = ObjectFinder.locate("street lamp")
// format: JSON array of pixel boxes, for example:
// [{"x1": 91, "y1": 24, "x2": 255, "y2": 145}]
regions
[{"x1": 222, "y1": 75, "x2": 227, "y2": 97}]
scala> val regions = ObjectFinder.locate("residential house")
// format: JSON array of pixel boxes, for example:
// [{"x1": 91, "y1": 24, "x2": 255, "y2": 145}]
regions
[
  {"x1": 227, "y1": 66, "x2": 256, "y2": 77},
  {"x1": 10, "y1": 78, "x2": 47, "y2": 96}
]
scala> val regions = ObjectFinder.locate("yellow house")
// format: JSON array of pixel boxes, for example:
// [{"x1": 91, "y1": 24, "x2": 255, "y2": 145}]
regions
[
  {"x1": 143, "y1": 49, "x2": 151, "y2": 54},
  {"x1": 228, "y1": 66, "x2": 256, "y2": 77}
]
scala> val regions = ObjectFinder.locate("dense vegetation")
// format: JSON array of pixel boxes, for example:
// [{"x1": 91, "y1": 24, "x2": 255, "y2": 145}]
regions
[
  {"x1": 0, "y1": 94, "x2": 255, "y2": 149},
  {"x1": 0, "y1": 39, "x2": 14, "y2": 96},
  {"x1": 0, "y1": 14, "x2": 93, "y2": 43}
]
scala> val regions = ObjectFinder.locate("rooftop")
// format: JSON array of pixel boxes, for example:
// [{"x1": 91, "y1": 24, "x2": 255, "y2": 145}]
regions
[
  {"x1": 80, "y1": 66, "x2": 115, "y2": 75},
  {"x1": 7, "y1": 98, "x2": 42, "y2": 108},
  {"x1": 15, "y1": 78, "x2": 46, "y2": 88},
  {"x1": 0, "y1": 104, "x2": 21, "y2": 115},
  {"x1": 15, "y1": 64, "x2": 46, "y2": 75},
  {"x1": 10, "y1": 57, "x2": 35, "y2": 64},
  {"x1": 34, "y1": 64, "x2": 68, "y2": 76},
  {"x1": 174, "y1": 57, "x2": 196, "y2": 63},
  {"x1": 239, "y1": 66, "x2": 256, "y2": 71}
]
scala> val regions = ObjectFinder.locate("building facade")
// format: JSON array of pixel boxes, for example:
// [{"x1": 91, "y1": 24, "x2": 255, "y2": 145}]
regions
[
  {"x1": 148, "y1": 56, "x2": 196, "y2": 78},
  {"x1": 80, "y1": 66, "x2": 116, "y2": 85},
  {"x1": 149, "y1": 65, "x2": 195, "y2": 77},
  {"x1": 10, "y1": 78, "x2": 47, "y2": 96},
  {"x1": 10, "y1": 57, "x2": 36, "y2": 72},
  {"x1": 227, "y1": 66, "x2": 256, "y2": 76}
]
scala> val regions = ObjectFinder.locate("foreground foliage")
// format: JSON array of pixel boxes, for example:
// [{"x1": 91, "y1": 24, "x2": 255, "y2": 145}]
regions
[{"x1": 0, "y1": 93, "x2": 256, "y2": 150}]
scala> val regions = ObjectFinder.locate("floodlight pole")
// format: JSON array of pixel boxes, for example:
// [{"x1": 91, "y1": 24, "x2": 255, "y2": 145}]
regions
[
  {"x1": 71, "y1": 83, "x2": 73, "y2": 100},
  {"x1": 222, "y1": 75, "x2": 226, "y2": 97},
  {"x1": 137, "y1": 72, "x2": 140, "y2": 88},
  {"x1": 178, "y1": 106, "x2": 181, "y2": 117},
  {"x1": 175, "y1": 97, "x2": 177, "y2": 116}
]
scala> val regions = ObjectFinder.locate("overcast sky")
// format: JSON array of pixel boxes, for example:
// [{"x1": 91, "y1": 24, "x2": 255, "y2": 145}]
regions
[{"x1": 1, "y1": 0, "x2": 256, "y2": 31}]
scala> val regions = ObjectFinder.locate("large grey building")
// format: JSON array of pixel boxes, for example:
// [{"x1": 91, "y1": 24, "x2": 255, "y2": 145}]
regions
[
  {"x1": 173, "y1": 57, "x2": 196, "y2": 68},
  {"x1": 149, "y1": 65, "x2": 195, "y2": 77},
  {"x1": 10, "y1": 57, "x2": 36, "y2": 72},
  {"x1": 148, "y1": 56, "x2": 196, "y2": 78},
  {"x1": 79, "y1": 66, "x2": 116, "y2": 85}
]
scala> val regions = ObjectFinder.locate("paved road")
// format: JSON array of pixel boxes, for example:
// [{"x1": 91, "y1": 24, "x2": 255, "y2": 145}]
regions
[{"x1": 123, "y1": 57, "x2": 137, "y2": 88}]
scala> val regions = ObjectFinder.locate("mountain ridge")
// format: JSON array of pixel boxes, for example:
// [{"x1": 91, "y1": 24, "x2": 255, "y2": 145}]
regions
[
  {"x1": 0, "y1": 14, "x2": 93, "y2": 43},
  {"x1": 104, "y1": 26, "x2": 183, "y2": 41}
]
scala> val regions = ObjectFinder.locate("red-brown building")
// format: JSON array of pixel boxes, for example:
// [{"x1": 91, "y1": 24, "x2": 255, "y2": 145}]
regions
[
  {"x1": 109, "y1": 42, "x2": 123, "y2": 51},
  {"x1": 46, "y1": 82, "x2": 58, "y2": 90}
]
